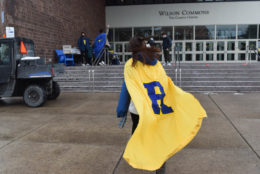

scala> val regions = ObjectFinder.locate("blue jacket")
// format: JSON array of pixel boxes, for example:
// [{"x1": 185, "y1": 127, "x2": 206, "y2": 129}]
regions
[
  {"x1": 162, "y1": 37, "x2": 172, "y2": 50},
  {"x1": 116, "y1": 55, "x2": 158, "y2": 118},
  {"x1": 78, "y1": 36, "x2": 90, "y2": 52},
  {"x1": 93, "y1": 33, "x2": 106, "y2": 59}
]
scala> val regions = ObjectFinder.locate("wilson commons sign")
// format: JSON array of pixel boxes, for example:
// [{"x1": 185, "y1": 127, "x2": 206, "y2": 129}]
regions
[{"x1": 159, "y1": 10, "x2": 210, "y2": 20}]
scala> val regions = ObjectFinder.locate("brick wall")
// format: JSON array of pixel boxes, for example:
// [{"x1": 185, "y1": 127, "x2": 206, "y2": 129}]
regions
[{"x1": 2, "y1": 0, "x2": 105, "y2": 62}]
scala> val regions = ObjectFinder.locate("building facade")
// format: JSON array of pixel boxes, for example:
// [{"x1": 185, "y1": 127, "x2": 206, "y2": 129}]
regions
[
  {"x1": 106, "y1": 1, "x2": 260, "y2": 63},
  {"x1": 0, "y1": 0, "x2": 105, "y2": 62}
]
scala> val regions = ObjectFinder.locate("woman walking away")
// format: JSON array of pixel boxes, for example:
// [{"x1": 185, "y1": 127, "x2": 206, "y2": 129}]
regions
[{"x1": 116, "y1": 36, "x2": 207, "y2": 173}]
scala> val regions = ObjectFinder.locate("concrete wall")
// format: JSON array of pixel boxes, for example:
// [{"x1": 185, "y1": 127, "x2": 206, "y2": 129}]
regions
[
  {"x1": 106, "y1": 1, "x2": 260, "y2": 27},
  {"x1": 1, "y1": 0, "x2": 105, "y2": 62}
]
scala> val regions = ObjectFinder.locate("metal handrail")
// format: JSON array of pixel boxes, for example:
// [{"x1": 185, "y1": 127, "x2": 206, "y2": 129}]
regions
[
  {"x1": 174, "y1": 46, "x2": 182, "y2": 87},
  {"x1": 93, "y1": 47, "x2": 108, "y2": 66}
]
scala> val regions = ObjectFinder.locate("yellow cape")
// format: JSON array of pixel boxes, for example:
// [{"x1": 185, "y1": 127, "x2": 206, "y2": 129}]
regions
[{"x1": 123, "y1": 59, "x2": 207, "y2": 171}]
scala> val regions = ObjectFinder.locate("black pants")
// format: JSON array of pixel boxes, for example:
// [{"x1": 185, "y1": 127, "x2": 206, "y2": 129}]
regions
[
  {"x1": 130, "y1": 113, "x2": 166, "y2": 174},
  {"x1": 81, "y1": 50, "x2": 92, "y2": 65},
  {"x1": 163, "y1": 49, "x2": 171, "y2": 63}
]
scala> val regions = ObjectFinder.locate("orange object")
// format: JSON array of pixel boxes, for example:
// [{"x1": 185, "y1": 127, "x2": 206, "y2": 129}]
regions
[
  {"x1": 3, "y1": 34, "x2": 6, "y2": 38},
  {"x1": 20, "y1": 41, "x2": 27, "y2": 54}
]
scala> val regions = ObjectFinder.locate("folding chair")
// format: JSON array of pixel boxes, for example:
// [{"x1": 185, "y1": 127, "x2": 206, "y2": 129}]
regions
[{"x1": 55, "y1": 49, "x2": 74, "y2": 66}]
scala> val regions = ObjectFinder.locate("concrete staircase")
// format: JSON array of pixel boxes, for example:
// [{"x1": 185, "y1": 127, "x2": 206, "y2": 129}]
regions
[{"x1": 55, "y1": 63, "x2": 260, "y2": 93}]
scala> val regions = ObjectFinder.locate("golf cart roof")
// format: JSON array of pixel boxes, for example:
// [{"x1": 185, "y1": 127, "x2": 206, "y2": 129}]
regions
[{"x1": 0, "y1": 37, "x2": 34, "y2": 44}]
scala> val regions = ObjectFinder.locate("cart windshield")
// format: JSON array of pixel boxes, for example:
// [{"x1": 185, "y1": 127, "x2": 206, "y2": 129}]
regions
[{"x1": 15, "y1": 41, "x2": 35, "y2": 60}]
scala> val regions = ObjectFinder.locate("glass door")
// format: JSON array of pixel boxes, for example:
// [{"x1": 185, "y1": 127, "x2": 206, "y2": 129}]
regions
[
  {"x1": 174, "y1": 42, "x2": 183, "y2": 62},
  {"x1": 195, "y1": 41, "x2": 204, "y2": 62},
  {"x1": 237, "y1": 40, "x2": 247, "y2": 62},
  {"x1": 205, "y1": 41, "x2": 215, "y2": 62},
  {"x1": 184, "y1": 42, "x2": 193, "y2": 62},
  {"x1": 216, "y1": 41, "x2": 225, "y2": 61},
  {"x1": 248, "y1": 40, "x2": 257, "y2": 61},
  {"x1": 226, "y1": 41, "x2": 236, "y2": 61}
]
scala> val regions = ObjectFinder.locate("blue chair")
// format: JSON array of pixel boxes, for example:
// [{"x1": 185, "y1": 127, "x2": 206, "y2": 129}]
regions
[{"x1": 55, "y1": 49, "x2": 74, "y2": 66}]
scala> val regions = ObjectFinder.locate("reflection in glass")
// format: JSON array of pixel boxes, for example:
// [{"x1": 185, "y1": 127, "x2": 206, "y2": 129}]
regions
[
  {"x1": 134, "y1": 27, "x2": 152, "y2": 37},
  {"x1": 217, "y1": 54, "x2": 224, "y2": 61},
  {"x1": 116, "y1": 44, "x2": 123, "y2": 52},
  {"x1": 154, "y1": 26, "x2": 172, "y2": 40},
  {"x1": 118, "y1": 55, "x2": 123, "y2": 62},
  {"x1": 185, "y1": 54, "x2": 192, "y2": 61},
  {"x1": 249, "y1": 53, "x2": 256, "y2": 61},
  {"x1": 238, "y1": 41, "x2": 246, "y2": 51},
  {"x1": 0, "y1": 43, "x2": 11, "y2": 65},
  {"x1": 238, "y1": 53, "x2": 246, "y2": 61},
  {"x1": 185, "y1": 42, "x2": 192, "y2": 51},
  {"x1": 175, "y1": 42, "x2": 183, "y2": 51},
  {"x1": 115, "y1": 28, "x2": 132, "y2": 41},
  {"x1": 238, "y1": 25, "x2": 257, "y2": 39},
  {"x1": 175, "y1": 26, "x2": 193, "y2": 40},
  {"x1": 216, "y1": 25, "x2": 236, "y2": 39},
  {"x1": 124, "y1": 43, "x2": 130, "y2": 52},
  {"x1": 175, "y1": 54, "x2": 183, "y2": 61},
  {"x1": 217, "y1": 42, "x2": 225, "y2": 51},
  {"x1": 227, "y1": 41, "x2": 235, "y2": 51},
  {"x1": 206, "y1": 54, "x2": 214, "y2": 61},
  {"x1": 206, "y1": 42, "x2": 214, "y2": 51},
  {"x1": 249, "y1": 41, "x2": 256, "y2": 50},
  {"x1": 196, "y1": 42, "x2": 203, "y2": 51},
  {"x1": 227, "y1": 54, "x2": 235, "y2": 61},
  {"x1": 196, "y1": 54, "x2": 203, "y2": 61},
  {"x1": 195, "y1": 25, "x2": 215, "y2": 40},
  {"x1": 155, "y1": 43, "x2": 162, "y2": 50}
]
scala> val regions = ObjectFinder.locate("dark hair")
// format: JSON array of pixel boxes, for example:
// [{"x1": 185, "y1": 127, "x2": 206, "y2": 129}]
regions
[
  {"x1": 129, "y1": 36, "x2": 160, "y2": 67},
  {"x1": 99, "y1": 29, "x2": 104, "y2": 33}
]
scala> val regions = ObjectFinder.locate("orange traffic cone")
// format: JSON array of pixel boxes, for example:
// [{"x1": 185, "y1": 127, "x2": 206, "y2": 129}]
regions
[{"x1": 20, "y1": 41, "x2": 27, "y2": 54}]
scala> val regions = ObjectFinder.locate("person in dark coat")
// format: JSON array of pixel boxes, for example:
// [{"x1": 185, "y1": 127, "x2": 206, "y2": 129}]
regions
[
  {"x1": 78, "y1": 32, "x2": 92, "y2": 66},
  {"x1": 162, "y1": 32, "x2": 172, "y2": 66}
]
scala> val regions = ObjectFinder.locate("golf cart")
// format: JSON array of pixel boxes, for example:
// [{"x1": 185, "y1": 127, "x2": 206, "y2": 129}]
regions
[{"x1": 0, "y1": 37, "x2": 62, "y2": 107}]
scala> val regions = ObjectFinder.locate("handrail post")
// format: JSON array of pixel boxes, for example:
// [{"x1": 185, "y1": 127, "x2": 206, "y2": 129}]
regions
[{"x1": 92, "y1": 70, "x2": 95, "y2": 92}]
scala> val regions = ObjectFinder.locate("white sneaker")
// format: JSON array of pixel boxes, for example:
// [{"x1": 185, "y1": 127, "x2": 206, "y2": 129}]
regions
[
  {"x1": 101, "y1": 61, "x2": 105, "y2": 65},
  {"x1": 167, "y1": 63, "x2": 172, "y2": 66},
  {"x1": 163, "y1": 63, "x2": 166, "y2": 66},
  {"x1": 82, "y1": 64, "x2": 86, "y2": 66},
  {"x1": 99, "y1": 62, "x2": 104, "y2": 66},
  {"x1": 86, "y1": 63, "x2": 90, "y2": 66}
]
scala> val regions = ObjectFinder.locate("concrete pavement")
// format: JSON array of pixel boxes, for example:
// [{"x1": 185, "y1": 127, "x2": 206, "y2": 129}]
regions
[{"x1": 0, "y1": 92, "x2": 259, "y2": 174}]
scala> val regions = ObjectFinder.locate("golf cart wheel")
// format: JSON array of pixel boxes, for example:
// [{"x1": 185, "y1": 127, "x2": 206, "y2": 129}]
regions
[
  {"x1": 47, "y1": 81, "x2": 60, "y2": 100},
  {"x1": 23, "y1": 85, "x2": 46, "y2": 107}
]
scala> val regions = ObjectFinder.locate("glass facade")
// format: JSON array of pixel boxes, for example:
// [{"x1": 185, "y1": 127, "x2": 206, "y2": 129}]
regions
[
  {"x1": 216, "y1": 25, "x2": 236, "y2": 39},
  {"x1": 134, "y1": 27, "x2": 152, "y2": 37},
  {"x1": 237, "y1": 25, "x2": 257, "y2": 39},
  {"x1": 154, "y1": 26, "x2": 172, "y2": 40},
  {"x1": 195, "y1": 25, "x2": 215, "y2": 40},
  {"x1": 109, "y1": 24, "x2": 259, "y2": 63},
  {"x1": 115, "y1": 28, "x2": 132, "y2": 41},
  {"x1": 175, "y1": 26, "x2": 193, "y2": 40}
]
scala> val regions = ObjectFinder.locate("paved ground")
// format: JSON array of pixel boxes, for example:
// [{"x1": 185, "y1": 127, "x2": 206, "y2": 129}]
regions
[{"x1": 0, "y1": 92, "x2": 259, "y2": 174}]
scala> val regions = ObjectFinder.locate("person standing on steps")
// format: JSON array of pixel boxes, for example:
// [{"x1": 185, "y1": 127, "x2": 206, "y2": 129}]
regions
[
  {"x1": 162, "y1": 32, "x2": 172, "y2": 66},
  {"x1": 78, "y1": 32, "x2": 92, "y2": 66}
]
